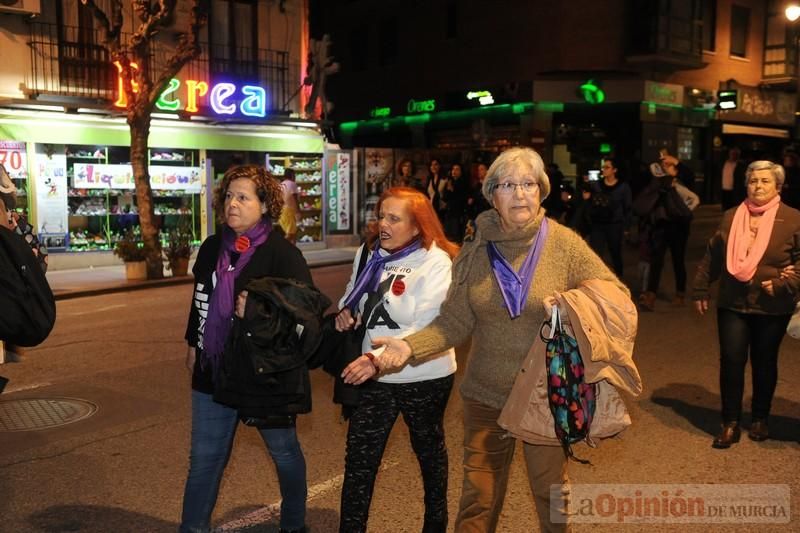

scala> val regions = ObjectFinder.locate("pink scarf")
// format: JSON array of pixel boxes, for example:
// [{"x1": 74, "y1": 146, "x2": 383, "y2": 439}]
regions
[{"x1": 726, "y1": 195, "x2": 781, "y2": 282}]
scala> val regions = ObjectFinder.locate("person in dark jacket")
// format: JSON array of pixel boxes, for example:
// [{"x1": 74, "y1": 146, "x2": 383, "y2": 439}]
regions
[
  {"x1": 180, "y1": 164, "x2": 311, "y2": 533},
  {"x1": 693, "y1": 160, "x2": 800, "y2": 449},
  {"x1": 442, "y1": 163, "x2": 469, "y2": 242},
  {"x1": 588, "y1": 157, "x2": 632, "y2": 276}
]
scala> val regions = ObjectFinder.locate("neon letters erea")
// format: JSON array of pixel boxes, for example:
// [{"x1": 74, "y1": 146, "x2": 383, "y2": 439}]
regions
[{"x1": 113, "y1": 62, "x2": 268, "y2": 118}]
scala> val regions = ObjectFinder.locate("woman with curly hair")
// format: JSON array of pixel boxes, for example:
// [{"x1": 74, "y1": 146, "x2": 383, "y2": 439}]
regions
[{"x1": 180, "y1": 164, "x2": 311, "y2": 533}]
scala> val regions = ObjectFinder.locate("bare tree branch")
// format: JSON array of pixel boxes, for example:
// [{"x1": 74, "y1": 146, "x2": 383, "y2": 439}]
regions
[
  {"x1": 130, "y1": 0, "x2": 177, "y2": 50},
  {"x1": 147, "y1": 0, "x2": 206, "y2": 107}
]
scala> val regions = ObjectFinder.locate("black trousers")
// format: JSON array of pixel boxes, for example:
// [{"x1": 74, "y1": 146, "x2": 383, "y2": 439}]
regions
[
  {"x1": 717, "y1": 308, "x2": 792, "y2": 423},
  {"x1": 646, "y1": 219, "x2": 691, "y2": 294},
  {"x1": 339, "y1": 374, "x2": 454, "y2": 533},
  {"x1": 590, "y1": 222, "x2": 624, "y2": 277}
]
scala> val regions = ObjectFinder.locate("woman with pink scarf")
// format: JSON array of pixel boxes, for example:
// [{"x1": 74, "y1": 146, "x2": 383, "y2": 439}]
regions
[{"x1": 693, "y1": 160, "x2": 800, "y2": 449}]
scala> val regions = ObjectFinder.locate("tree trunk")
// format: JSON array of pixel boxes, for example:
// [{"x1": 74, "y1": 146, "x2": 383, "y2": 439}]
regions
[{"x1": 129, "y1": 114, "x2": 163, "y2": 279}]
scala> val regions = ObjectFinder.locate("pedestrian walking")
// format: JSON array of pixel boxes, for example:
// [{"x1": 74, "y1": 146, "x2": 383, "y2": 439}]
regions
[
  {"x1": 588, "y1": 157, "x2": 632, "y2": 277},
  {"x1": 693, "y1": 160, "x2": 800, "y2": 449},
  {"x1": 180, "y1": 164, "x2": 313, "y2": 533},
  {"x1": 335, "y1": 186, "x2": 459, "y2": 533},
  {"x1": 370, "y1": 148, "x2": 627, "y2": 533},
  {"x1": 442, "y1": 163, "x2": 469, "y2": 242}
]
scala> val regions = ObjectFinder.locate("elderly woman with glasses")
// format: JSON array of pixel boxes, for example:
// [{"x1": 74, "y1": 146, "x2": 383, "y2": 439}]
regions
[
  {"x1": 370, "y1": 147, "x2": 627, "y2": 532},
  {"x1": 694, "y1": 160, "x2": 800, "y2": 449}
]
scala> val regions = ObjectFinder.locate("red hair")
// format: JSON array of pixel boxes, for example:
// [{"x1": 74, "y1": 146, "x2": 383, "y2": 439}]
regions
[{"x1": 366, "y1": 187, "x2": 460, "y2": 259}]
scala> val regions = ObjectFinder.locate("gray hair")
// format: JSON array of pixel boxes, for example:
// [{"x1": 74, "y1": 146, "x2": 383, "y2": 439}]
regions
[
  {"x1": 482, "y1": 147, "x2": 551, "y2": 202},
  {"x1": 745, "y1": 160, "x2": 785, "y2": 189}
]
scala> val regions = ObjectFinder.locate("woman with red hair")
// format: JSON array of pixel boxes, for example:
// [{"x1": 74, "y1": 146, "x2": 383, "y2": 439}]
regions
[{"x1": 335, "y1": 187, "x2": 459, "y2": 533}]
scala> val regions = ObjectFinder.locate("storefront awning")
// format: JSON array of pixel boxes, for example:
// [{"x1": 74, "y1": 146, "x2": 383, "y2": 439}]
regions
[{"x1": 0, "y1": 108, "x2": 324, "y2": 153}]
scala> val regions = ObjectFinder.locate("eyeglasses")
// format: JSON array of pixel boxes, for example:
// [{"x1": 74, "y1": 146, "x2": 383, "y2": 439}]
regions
[{"x1": 494, "y1": 181, "x2": 539, "y2": 195}]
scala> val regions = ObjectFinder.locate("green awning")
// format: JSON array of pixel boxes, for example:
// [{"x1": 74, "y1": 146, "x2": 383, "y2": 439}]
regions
[{"x1": 0, "y1": 109, "x2": 324, "y2": 152}]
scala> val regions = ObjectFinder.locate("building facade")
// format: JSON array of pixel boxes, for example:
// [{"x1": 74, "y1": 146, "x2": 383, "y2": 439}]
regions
[
  {"x1": 321, "y1": 0, "x2": 796, "y2": 207},
  {"x1": 0, "y1": 0, "x2": 352, "y2": 269}
]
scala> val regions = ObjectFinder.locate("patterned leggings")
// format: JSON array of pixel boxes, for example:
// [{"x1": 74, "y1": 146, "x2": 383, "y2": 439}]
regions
[{"x1": 339, "y1": 374, "x2": 455, "y2": 533}]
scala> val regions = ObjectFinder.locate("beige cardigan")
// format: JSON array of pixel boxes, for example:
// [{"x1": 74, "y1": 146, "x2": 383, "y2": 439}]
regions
[{"x1": 497, "y1": 279, "x2": 642, "y2": 446}]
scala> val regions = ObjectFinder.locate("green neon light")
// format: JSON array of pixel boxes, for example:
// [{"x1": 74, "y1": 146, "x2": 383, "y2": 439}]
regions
[
  {"x1": 534, "y1": 101, "x2": 564, "y2": 113},
  {"x1": 407, "y1": 99, "x2": 436, "y2": 113},
  {"x1": 642, "y1": 100, "x2": 684, "y2": 110},
  {"x1": 404, "y1": 113, "x2": 431, "y2": 125},
  {"x1": 339, "y1": 101, "x2": 534, "y2": 133},
  {"x1": 370, "y1": 107, "x2": 391, "y2": 118},
  {"x1": 156, "y1": 78, "x2": 181, "y2": 111},
  {"x1": 600, "y1": 143, "x2": 612, "y2": 154},
  {"x1": 579, "y1": 79, "x2": 605, "y2": 104},
  {"x1": 466, "y1": 90, "x2": 495, "y2": 105}
]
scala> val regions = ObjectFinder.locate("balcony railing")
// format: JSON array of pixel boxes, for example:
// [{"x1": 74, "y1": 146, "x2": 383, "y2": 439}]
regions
[{"x1": 28, "y1": 22, "x2": 292, "y2": 115}]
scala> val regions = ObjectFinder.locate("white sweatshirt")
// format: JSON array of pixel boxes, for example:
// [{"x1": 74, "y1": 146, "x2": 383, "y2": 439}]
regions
[{"x1": 338, "y1": 242, "x2": 457, "y2": 384}]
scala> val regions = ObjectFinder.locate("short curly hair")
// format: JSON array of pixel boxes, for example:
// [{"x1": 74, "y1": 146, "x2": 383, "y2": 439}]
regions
[{"x1": 213, "y1": 164, "x2": 283, "y2": 224}]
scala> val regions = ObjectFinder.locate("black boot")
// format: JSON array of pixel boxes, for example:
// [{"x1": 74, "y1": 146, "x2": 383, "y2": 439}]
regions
[{"x1": 712, "y1": 422, "x2": 741, "y2": 449}]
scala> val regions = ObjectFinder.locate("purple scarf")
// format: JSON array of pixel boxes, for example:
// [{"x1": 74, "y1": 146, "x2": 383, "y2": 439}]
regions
[
  {"x1": 202, "y1": 221, "x2": 271, "y2": 373},
  {"x1": 342, "y1": 239, "x2": 422, "y2": 311},
  {"x1": 487, "y1": 217, "x2": 549, "y2": 319}
]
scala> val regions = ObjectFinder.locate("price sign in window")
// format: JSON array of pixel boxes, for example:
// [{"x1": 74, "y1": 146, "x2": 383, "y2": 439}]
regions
[{"x1": 0, "y1": 141, "x2": 28, "y2": 181}]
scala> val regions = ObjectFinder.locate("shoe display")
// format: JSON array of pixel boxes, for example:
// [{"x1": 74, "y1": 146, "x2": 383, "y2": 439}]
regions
[
  {"x1": 749, "y1": 420, "x2": 769, "y2": 441},
  {"x1": 712, "y1": 422, "x2": 741, "y2": 449}
]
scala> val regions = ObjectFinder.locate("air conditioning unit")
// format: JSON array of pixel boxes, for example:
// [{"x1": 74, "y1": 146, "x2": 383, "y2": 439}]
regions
[{"x1": 0, "y1": 0, "x2": 41, "y2": 15}]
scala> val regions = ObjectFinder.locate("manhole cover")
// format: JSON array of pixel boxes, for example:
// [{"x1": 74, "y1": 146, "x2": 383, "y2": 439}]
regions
[{"x1": 0, "y1": 398, "x2": 97, "y2": 432}]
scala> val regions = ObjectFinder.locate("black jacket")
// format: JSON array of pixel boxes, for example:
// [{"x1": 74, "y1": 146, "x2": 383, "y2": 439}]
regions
[
  {"x1": 0, "y1": 226, "x2": 55, "y2": 346},
  {"x1": 213, "y1": 276, "x2": 331, "y2": 419}
]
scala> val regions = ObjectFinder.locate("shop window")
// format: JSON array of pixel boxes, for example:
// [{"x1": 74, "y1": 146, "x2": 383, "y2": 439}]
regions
[
  {"x1": 730, "y1": 4, "x2": 750, "y2": 58},
  {"x1": 701, "y1": 0, "x2": 716, "y2": 51},
  {"x1": 266, "y1": 154, "x2": 324, "y2": 244},
  {"x1": 65, "y1": 145, "x2": 202, "y2": 252}
]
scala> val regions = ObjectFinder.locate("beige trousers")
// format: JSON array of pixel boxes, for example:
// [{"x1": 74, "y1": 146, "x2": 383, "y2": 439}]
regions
[{"x1": 455, "y1": 397, "x2": 570, "y2": 533}]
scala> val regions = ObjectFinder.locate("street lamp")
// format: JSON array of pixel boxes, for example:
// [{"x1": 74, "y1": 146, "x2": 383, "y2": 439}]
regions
[{"x1": 787, "y1": 3, "x2": 800, "y2": 22}]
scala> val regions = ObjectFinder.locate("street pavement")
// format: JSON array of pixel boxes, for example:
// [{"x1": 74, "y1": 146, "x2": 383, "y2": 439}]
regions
[{"x1": 2, "y1": 206, "x2": 799, "y2": 532}]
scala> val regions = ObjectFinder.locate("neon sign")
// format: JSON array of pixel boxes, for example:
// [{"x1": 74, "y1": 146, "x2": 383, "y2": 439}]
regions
[
  {"x1": 370, "y1": 106, "x2": 391, "y2": 118},
  {"x1": 407, "y1": 99, "x2": 436, "y2": 113},
  {"x1": 466, "y1": 91, "x2": 495, "y2": 106},
  {"x1": 578, "y1": 79, "x2": 605, "y2": 105},
  {"x1": 114, "y1": 62, "x2": 269, "y2": 118}
]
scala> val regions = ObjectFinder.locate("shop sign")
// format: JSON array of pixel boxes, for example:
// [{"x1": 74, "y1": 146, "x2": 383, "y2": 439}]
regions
[
  {"x1": 35, "y1": 153, "x2": 68, "y2": 242},
  {"x1": 114, "y1": 61, "x2": 269, "y2": 118},
  {"x1": 644, "y1": 81, "x2": 684, "y2": 106},
  {"x1": 326, "y1": 152, "x2": 351, "y2": 231},
  {"x1": 718, "y1": 87, "x2": 795, "y2": 125},
  {"x1": 73, "y1": 163, "x2": 202, "y2": 192},
  {"x1": 407, "y1": 99, "x2": 436, "y2": 114},
  {"x1": 370, "y1": 106, "x2": 391, "y2": 118},
  {"x1": 466, "y1": 90, "x2": 495, "y2": 106},
  {"x1": 578, "y1": 80, "x2": 605, "y2": 104},
  {"x1": 0, "y1": 141, "x2": 28, "y2": 180}
]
